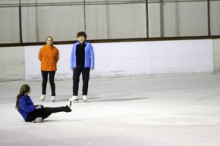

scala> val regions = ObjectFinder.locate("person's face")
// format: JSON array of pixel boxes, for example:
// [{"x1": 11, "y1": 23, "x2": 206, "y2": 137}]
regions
[
  {"x1": 46, "y1": 37, "x2": 53, "y2": 46},
  {"x1": 77, "y1": 36, "x2": 86, "y2": 44}
]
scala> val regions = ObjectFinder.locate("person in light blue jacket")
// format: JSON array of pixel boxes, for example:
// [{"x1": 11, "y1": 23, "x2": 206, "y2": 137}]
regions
[
  {"x1": 16, "y1": 84, "x2": 71, "y2": 123},
  {"x1": 69, "y1": 31, "x2": 95, "y2": 104}
]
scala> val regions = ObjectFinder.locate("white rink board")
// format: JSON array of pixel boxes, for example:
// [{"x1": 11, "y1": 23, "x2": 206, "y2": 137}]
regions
[{"x1": 24, "y1": 39, "x2": 213, "y2": 80}]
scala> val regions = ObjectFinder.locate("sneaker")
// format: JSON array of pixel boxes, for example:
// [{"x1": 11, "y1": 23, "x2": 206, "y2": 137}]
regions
[
  {"x1": 51, "y1": 96, "x2": 56, "y2": 102},
  {"x1": 64, "y1": 105, "x2": 72, "y2": 112},
  {"x1": 83, "y1": 95, "x2": 87, "y2": 102},
  {"x1": 32, "y1": 117, "x2": 43, "y2": 123},
  {"x1": 40, "y1": 95, "x2": 46, "y2": 101}
]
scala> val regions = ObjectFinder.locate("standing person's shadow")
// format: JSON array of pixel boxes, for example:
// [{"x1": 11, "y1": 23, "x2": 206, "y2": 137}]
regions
[{"x1": 50, "y1": 94, "x2": 147, "y2": 103}]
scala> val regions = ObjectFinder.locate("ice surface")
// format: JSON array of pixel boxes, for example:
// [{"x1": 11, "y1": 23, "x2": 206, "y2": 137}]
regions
[{"x1": 0, "y1": 74, "x2": 220, "y2": 146}]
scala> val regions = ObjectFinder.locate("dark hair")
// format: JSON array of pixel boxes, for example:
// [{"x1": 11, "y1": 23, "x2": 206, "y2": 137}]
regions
[
  {"x1": 15, "y1": 84, "x2": 30, "y2": 109},
  {"x1": 77, "y1": 31, "x2": 87, "y2": 39}
]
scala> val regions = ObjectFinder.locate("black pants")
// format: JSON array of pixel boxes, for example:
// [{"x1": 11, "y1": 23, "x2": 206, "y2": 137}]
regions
[
  {"x1": 73, "y1": 65, "x2": 90, "y2": 95},
  {"x1": 41, "y1": 71, "x2": 56, "y2": 96},
  {"x1": 25, "y1": 107, "x2": 66, "y2": 122}
]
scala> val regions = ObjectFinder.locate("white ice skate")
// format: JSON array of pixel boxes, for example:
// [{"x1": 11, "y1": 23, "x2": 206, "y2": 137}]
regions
[
  {"x1": 51, "y1": 96, "x2": 56, "y2": 102},
  {"x1": 40, "y1": 95, "x2": 46, "y2": 101},
  {"x1": 83, "y1": 95, "x2": 88, "y2": 102},
  {"x1": 68, "y1": 96, "x2": 78, "y2": 107},
  {"x1": 32, "y1": 117, "x2": 43, "y2": 123}
]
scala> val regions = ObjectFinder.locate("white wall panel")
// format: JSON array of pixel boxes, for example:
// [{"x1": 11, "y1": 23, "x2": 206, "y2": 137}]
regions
[
  {"x1": 210, "y1": 2, "x2": 220, "y2": 35},
  {"x1": 0, "y1": 47, "x2": 25, "y2": 81},
  {"x1": 213, "y1": 39, "x2": 220, "y2": 73},
  {"x1": 0, "y1": 8, "x2": 19, "y2": 43}
]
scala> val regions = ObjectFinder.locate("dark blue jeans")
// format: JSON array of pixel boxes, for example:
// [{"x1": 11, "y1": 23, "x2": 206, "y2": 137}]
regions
[{"x1": 73, "y1": 65, "x2": 90, "y2": 96}]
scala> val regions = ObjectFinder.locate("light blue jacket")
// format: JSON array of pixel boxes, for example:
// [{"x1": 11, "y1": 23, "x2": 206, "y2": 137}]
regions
[{"x1": 70, "y1": 41, "x2": 95, "y2": 69}]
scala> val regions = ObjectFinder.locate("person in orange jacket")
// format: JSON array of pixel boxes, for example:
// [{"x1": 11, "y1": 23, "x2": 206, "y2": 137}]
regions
[{"x1": 38, "y1": 36, "x2": 59, "y2": 102}]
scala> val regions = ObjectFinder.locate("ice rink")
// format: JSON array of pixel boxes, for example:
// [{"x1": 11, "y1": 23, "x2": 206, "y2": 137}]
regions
[{"x1": 0, "y1": 74, "x2": 220, "y2": 146}]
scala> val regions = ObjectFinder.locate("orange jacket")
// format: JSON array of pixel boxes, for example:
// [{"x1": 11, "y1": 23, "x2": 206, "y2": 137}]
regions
[{"x1": 38, "y1": 45, "x2": 59, "y2": 71}]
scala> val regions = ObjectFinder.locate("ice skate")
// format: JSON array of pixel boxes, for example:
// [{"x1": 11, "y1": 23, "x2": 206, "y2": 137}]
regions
[
  {"x1": 69, "y1": 96, "x2": 78, "y2": 107},
  {"x1": 40, "y1": 95, "x2": 46, "y2": 101},
  {"x1": 51, "y1": 96, "x2": 56, "y2": 102},
  {"x1": 83, "y1": 95, "x2": 88, "y2": 102},
  {"x1": 69, "y1": 96, "x2": 78, "y2": 102},
  {"x1": 32, "y1": 117, "x2": 43, "y2": 123}
]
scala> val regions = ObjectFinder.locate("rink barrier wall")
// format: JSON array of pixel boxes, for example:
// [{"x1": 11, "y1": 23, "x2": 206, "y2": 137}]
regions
[
  {"x1": 0, "y1": 38, "x2": 220, "y2": 81},
  {"x1": 0, "y1": 47, "x2": 25, "y2": 81},
  {"x1": 213, "y1": 39, "x2": 220, "y2": 73}
]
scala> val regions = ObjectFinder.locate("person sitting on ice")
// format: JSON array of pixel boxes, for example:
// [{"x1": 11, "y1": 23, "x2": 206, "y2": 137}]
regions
[{"x1": 15, "y1": 84, "x2": 72, "y2": 123}]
